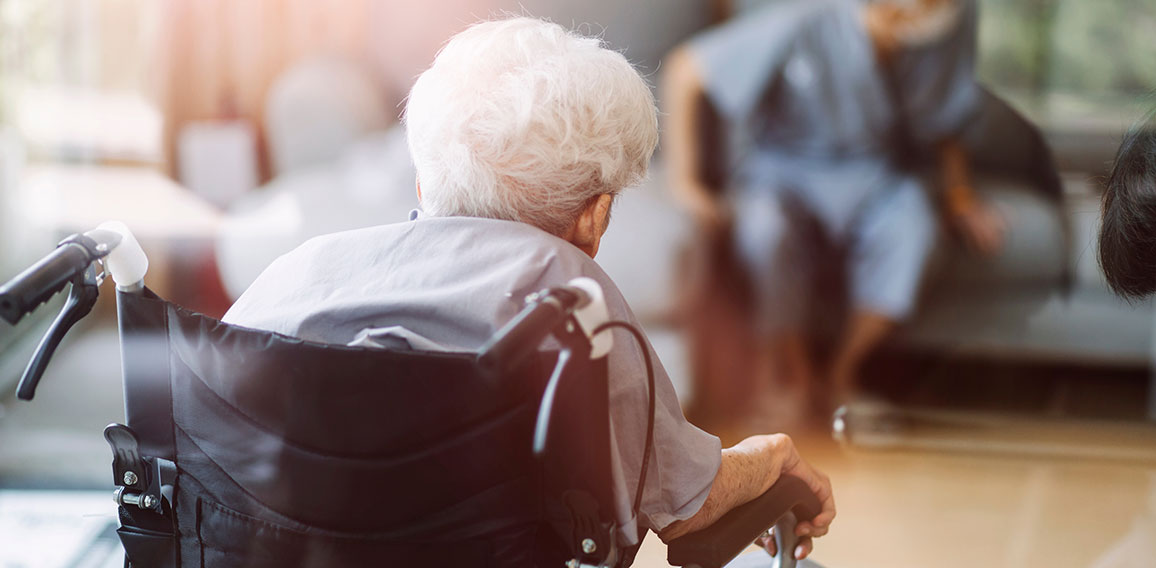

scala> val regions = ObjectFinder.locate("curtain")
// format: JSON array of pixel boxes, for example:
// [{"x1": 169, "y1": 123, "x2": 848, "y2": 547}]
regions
[{"x1": 156, "y1": 0, "x2": 373, "y2": 182}]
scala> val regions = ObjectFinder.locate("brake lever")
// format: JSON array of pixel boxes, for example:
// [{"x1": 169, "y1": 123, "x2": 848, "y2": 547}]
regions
[{"x1": 15, "y1": 265, "x2": 100, "y2": 401}]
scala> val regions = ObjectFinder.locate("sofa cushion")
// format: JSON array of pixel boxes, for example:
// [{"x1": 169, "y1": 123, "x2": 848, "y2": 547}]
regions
[
  {"x1": 927, "y1": 174, "x2": 1067, "y2": 289},
  {"x1": 899, "y1": 285, "x2": 1153, "y2": 366}
]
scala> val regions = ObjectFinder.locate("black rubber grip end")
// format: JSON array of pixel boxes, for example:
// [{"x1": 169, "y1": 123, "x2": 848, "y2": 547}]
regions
[{"x1": 667, "y1": 474, "x2": 822, "y2": 568}]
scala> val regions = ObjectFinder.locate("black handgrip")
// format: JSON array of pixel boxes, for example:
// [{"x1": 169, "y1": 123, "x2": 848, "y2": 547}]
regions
[
  {"x1": 667, "y1": 474, "x2": 822, "y2": 568},
  {"x1": 0, "y1": 242, "x2": 95, "y2": 325},
  {"x1": 477, "y1": 288, "x2": 584, "y2": 374}
]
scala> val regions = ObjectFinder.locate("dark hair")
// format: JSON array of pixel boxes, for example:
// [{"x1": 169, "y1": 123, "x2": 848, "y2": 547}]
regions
[{"x1": 1099, "y1": 110, "x2": 1156, "y2": 299}]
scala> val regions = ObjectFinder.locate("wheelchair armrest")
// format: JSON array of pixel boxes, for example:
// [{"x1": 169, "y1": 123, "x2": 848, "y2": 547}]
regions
[{"x1": 666, "y1": 474, "x2": 822, "y2": 568}]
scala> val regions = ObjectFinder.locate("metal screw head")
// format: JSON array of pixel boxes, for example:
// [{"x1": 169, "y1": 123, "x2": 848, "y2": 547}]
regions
[
  {"x1": 581, "y1": 538, "x2": 597, "y2": 554},
  {"x1": 141, "y1": 495, "x2": 158, "y2": 509},
  {"x1": 123, "y1": 471, "x2": 138, "y2": 486}
]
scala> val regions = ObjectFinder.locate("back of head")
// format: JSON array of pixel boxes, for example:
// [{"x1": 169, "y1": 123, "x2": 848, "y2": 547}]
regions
[
  {"x1": 404, "y1": 17, "x2": 658, "y2": 236},
  {"x1": 1099, "y1": 110, "x2": 1156, "y2": 299}
]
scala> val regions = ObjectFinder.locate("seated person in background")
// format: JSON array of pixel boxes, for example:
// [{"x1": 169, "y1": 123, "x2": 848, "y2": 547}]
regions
[
  {"x1": 224, "y1": 17, "x2": 835, "y2": 560},
  {"x1": 664, "y1": 0, "x2": 1006, "y2": 415},
  {"x1": 1099, "y1": 110, "x2": 1156, "y2": 298}
]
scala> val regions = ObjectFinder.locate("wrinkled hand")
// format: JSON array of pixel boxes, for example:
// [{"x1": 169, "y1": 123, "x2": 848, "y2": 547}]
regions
[
  {"x1": 750, "y1": 435, "x2": 836, "y2": 561},
  {"x1": 951, "y1": 200, "x2": 1006, "y2": 257}
]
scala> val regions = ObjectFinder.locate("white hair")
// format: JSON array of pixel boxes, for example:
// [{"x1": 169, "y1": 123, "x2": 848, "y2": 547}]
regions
[{"x1": 403, "y1": 17, "x2": 659, "y2": 236}]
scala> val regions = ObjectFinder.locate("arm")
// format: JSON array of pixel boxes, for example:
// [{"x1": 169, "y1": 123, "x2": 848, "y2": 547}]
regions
[
  {"x1": 662, "y1": 46, "x2": 727, "y2": 229},
  {"x1": 940, "y1": 136, "x2": 976, "y2": 213},
  {"x1": 938, "y1": 137, "x2": 1005, "y2": 256},
  {"x1": 659, "y1": 434, "x2": 836, "y2": 559}
]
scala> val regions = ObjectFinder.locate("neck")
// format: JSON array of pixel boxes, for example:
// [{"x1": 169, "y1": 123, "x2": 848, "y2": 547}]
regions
[{"x1": 863, "y1": 6, "x2": 899, "y2": 65}]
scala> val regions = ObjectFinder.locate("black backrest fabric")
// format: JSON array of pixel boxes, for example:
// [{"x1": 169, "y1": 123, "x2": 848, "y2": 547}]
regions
[{"x1": 117, "y1": 289, "x2": 616, "y2": 567}]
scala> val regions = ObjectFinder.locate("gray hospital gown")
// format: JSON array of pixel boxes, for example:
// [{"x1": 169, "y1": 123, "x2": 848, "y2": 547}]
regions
[
  {"x1": 223, "y1": 213, "x2": 722, "y2": 544},
  {"x1": 690, "y1": 0, "x2": 981, "y2": 329}
]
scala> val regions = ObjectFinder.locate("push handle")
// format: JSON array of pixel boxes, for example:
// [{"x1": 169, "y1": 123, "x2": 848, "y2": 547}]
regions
[
  {"x1": 0, "y1": 223, "x2": 144, "y2": 325},
  {"x1": 0, "y1": 240, "x2": 96, "y2": 325},
  {"x1": 667, "y1": 474, "x2": 822, "y2": 568},
  {"x1": 477, "y1": 286, "x2": 587, "y2": 374},
  {"x1": 3, "y1": 223, "x2": 145, "y2": 401}
]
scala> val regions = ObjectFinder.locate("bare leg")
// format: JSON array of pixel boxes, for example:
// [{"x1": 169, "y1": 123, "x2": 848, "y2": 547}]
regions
[
  {"x1": 828, "y1": 310, "x2": 895, "y2": 406},
  {"x1": 836, "y1": 175, "x2": 936, "y2": 406}
]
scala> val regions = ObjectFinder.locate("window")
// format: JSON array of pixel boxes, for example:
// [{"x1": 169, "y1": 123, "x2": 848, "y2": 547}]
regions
[
  {"x1": 0, "y1": 0, "x2": 162, "y2": 355},
  {"x1": 978, "y1": 0, "x2": 1156, "y2": 132},
  {"x1": 0, "y1": 0, "x2": 162, "y2": 163}
]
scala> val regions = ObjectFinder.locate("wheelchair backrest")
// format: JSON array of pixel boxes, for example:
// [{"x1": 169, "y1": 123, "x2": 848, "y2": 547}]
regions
[{"x1": 115, "y1": 288, "x2": 617, "y2": 566}]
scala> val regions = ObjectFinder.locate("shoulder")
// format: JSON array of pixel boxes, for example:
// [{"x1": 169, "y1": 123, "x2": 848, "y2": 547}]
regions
[
  {"x1": 223, "y1": 214, "x2": 641, "y2": 350},
  {"x1": 221, "y1": 222, "x2": 415, "y2": 329},
  {"x1": 228, "y1": 214, "x2": 628, "y2": 316}
]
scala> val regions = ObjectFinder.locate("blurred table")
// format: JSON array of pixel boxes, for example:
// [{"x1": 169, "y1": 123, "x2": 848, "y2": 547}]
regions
[
  {"x1": 16, "y1": 164, "x2": 221, "y2": 303},
  {"x1": 19, "y1": 164, "x2": 219, "y2": 238}
]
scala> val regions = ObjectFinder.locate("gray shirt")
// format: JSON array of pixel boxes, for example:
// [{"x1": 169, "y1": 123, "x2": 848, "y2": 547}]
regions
[{"x1": 223, "y1": 213, "x2": 722, "y2": 543}]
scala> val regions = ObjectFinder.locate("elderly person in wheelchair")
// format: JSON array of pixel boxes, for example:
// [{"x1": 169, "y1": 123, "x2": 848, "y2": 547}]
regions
[
  {"x1": 0, "y1": 16, "x2": 833, "y2": 568},
  {"x1": 225, "y1": 16, "x2": 835, "y2": 563}
]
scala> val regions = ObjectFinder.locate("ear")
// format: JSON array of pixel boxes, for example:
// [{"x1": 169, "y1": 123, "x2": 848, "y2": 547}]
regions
[
  {"x1": 567, "y1": 193, "x2": 614, "y2": 258},
  {"x1": 416, "y1": 181, "x2": 423, "y2": 202}
]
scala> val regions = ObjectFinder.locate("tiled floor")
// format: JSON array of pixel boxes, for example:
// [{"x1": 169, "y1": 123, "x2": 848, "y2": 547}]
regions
[
  {"x1": 0, "y1": 490, "x2": 123, "y2": 568},
  {"x1": 634, "y1": 433, "x2": 1156, "y2": 568}
]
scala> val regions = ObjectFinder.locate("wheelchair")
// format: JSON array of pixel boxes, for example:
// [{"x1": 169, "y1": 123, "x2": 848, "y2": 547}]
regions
[{"x1": 0, "y1": 222, "x2": 821, "y2": 568}]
